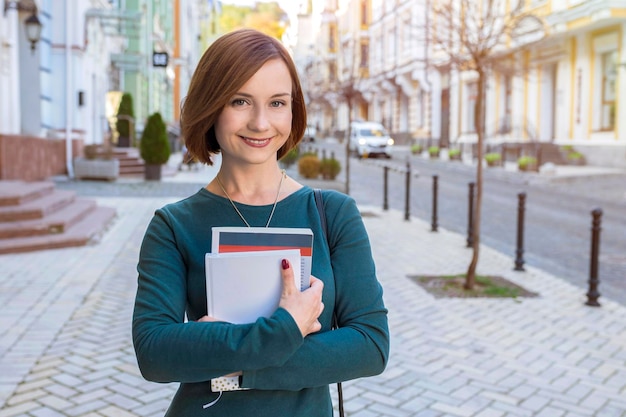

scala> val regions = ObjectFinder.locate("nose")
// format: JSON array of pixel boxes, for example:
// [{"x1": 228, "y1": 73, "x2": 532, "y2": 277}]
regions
[{"x1": 248, "y1": 106, "x2": 270, "y2": 132}]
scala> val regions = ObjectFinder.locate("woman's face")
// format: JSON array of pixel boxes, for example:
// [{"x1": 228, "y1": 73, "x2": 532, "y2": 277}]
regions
[{"x1": 215, "y1": 58, "x2": 293, "y2": 168}]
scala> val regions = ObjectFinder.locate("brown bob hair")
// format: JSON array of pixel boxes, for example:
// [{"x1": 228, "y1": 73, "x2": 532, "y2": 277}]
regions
[{"x1": 180, "y1": 29, "x2": 307, "y2": 165}]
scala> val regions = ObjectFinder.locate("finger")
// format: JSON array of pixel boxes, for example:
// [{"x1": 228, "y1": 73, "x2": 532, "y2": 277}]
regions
[
  {"x1": 280, "y1": 259, "x2": 297, "y2": 295},
  {"x1": 311, "y1": 320, "x2": 322, "y2": 333},
  {"x1": 309, "y1": 276, "x2": 324, "y2": 293}
]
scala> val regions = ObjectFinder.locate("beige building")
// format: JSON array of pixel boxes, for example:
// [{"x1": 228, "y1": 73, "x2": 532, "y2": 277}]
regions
[{"x1": 296, "y1": 0, "x2": 626, "y2": 167}]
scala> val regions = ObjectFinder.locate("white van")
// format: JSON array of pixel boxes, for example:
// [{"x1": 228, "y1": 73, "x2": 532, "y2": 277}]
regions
[{"x1": 349, "y1": 121, "x2": 394, "y2": 158}]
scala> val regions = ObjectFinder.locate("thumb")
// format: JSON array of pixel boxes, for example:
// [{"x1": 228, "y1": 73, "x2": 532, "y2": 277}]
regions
[{"x1": 280, "y1": 259, "x2": 298, "y2": 295}]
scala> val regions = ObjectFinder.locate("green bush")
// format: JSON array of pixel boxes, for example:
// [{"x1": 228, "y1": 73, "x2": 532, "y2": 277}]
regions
[
  {"x1": 484, "y1": 152, "x2": 502, "y2": 166},
  {"x1": 140, "y1": 112, "x2": 170, "y2": 165},
  {"x1": 517, "y1": 156, "x2": 537, "y2": 171},
  {"x1": 320, "y1": 157, "x2": 341, "y2": 180},
  {"x1": 411, "y1": 143, "x2": 423, "y2": 154},
  {"x1": 448, "y1": 148, "x2": 461, "y2": 158},
  {"x1": 116, "y1": 93, "x2": 135, "y2": 140},
  {"x1": 567, "y1": 151, "x2": 583, "y2": 160},
  {"x1": 428, "y1": 146, "x2": 440, "y2": 157},
  {"x1": 298, "y1": 154, "x2": 321, "y2": 179}
]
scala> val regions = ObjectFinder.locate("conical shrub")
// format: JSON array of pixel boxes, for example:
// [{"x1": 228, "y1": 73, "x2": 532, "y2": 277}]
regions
[{"x1": 140, "y1": 112, "x2": 170, "y2": 165}]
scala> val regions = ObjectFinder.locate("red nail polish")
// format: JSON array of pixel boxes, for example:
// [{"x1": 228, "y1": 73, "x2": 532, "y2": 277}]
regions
[{"x1": 282, "y1": 259, "x2": 289, "y2": 270}]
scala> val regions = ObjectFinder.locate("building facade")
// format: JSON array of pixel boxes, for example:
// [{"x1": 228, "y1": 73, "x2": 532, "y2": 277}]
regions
[
  {"x1": 296, "y1": 0, "x2": 626, "y2": 167},
  {"x1": 0, "y1": 0, "x2": 202, "y2": 179}
]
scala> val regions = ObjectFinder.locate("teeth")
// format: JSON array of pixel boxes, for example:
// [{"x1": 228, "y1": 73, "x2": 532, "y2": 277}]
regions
[{"x1": 244, "y1": 137, "x2": 269, "y2": 144}]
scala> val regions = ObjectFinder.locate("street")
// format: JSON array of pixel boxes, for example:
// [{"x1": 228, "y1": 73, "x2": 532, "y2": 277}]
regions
[{"x1": 309, "y1": 140, "x2": 626, "y2": 306}]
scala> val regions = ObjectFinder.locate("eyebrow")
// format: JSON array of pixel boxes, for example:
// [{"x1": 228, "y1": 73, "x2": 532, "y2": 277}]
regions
[{"x1": 234, "y1": 92, "x2": 291, "y2": 99}]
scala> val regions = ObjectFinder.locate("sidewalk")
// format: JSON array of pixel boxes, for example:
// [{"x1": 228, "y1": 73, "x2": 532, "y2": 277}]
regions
[{"x1": 1, "y1": 157, "x2": 625, "y2": 416}]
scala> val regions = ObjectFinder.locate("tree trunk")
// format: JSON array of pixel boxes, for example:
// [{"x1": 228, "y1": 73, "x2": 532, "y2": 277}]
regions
[{"x1": 465, "y1": 70, "x2": 486, "y2": 290}]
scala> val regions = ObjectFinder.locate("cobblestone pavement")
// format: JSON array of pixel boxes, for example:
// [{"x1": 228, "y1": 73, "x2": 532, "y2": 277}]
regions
[{"x1": 1, "y1": 156, "x2": 625, "y2": 416}]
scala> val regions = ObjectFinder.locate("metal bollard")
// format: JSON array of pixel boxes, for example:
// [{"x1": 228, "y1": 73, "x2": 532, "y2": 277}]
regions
[
  {"x1": 404, "y1": 161, "x2": 411, "y2": 221},
  {"x1": 383, "y1": 166, "x2": 389, "y2": 211},
  {"x1": 586, "y1": 208, "x2": 603, "y2": 307},
  {"x1": 514, "y1": 192, "x2": 526, "y2": 271},
  {"x1": 322, "y1": 149, "x2": 327, "y2": 160},
  {"x1": 466, "y1": 182, "x2": 475, "y2": 247},
  {"x1": 431, "y1": 175, "x2": 438, "y2": 232}
]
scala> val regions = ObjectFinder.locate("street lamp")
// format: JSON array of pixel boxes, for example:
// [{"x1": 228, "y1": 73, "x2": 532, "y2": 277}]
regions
[
  {"x1": 24, "y1": 12, "x2": 42, "y2": 52},
  {"x1": 3, "y1": 1, "x2": 43, "y2": 52}
]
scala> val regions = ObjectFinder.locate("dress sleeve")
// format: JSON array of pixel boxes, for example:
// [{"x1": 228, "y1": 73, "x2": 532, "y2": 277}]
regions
[
  {"x1": 132, "y1": 208, "x2": 305, "y2": 383},
  {"x1": 242, "y1": 192, "x2": 390, "y2": 390}
]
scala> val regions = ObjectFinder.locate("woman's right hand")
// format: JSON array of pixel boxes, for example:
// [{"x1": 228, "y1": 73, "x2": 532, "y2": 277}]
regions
[{"x1": 279, "y1": 259, "x2": 324, "y2": 338}]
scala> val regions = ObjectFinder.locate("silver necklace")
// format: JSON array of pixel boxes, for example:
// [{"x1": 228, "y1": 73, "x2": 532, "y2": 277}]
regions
[{"x1": 216, "y1": 169, "x2": 286, "y2": 228}]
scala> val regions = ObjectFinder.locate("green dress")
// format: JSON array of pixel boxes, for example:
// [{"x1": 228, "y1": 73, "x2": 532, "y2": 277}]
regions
[{"x1": 133, "y1": 187, "x2": 389, "y2": 416}]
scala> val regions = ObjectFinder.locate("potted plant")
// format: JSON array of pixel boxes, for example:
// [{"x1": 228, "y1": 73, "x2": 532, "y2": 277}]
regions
[
  {"x1": 116, "y1": 93, "x2": 135, "y2": 147},
  {"x1": 140, "y1": 112, "x2": 171, "y2": 181},
  {"x1": 410, "y1": 143, "x2": 423, "y2": 155},
  {"x1": 517, "y1": 156, "x2": 538, "y2": 172},
  {"x1": 73, "y1": 142, "x2": 119, "y2": 181},
  {"x1": 320, "y1": 157, "x2": 341, "y2": 180},
  {"x1": 428, "y1": 146, "x2": 440, "y2": 158},
  {"x1": 297, "y1": 154, "x2": 321, "y2": 179},
  {"x1": 448, "y1": 148, "x2": 461, "y2": 161},
  {"x1": 484, "y1": 152, "x2": 502, "y2": 167}
]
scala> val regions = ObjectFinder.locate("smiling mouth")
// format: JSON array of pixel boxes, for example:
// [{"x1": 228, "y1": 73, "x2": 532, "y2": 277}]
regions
[{"x1": 241, "y1": 136, "x2": 271, "y2": 146}]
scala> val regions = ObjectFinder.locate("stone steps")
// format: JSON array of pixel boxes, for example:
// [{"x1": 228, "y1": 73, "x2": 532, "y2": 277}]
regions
[
  {"x1": 0, "y1": 181, "x2": 116, "y2": 254},
  {"x1": 113, "y1": 147, "x2": 146, "y2": 175}
]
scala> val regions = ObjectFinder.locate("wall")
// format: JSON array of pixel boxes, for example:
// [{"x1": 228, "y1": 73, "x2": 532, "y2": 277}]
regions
[{"x1": 0, "y1": 135, "x2": 81, "y2": 181}]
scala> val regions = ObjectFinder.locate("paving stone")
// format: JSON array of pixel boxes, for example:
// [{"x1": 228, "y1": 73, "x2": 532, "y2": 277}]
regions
[
  {"x1": 99, "y1": 405, "x2": 137, "y2": 417},
  {"x1": 1, "y1": 182, "x2": 626, "y2": 416},
  {"x1": 37, "y1": 394, "x2": 74, "y2": 411},
  {"x1": 29, "y1": 407, "x2": 68, "y2": 417}
]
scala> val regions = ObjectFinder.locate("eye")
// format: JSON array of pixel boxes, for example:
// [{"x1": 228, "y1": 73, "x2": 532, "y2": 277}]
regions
[
  {"x1": 231, "y1": 98, "x2": 247, "y2": 106},
  {"x1": 270, "y1": 100, "x2": 285, "y2": 108}
]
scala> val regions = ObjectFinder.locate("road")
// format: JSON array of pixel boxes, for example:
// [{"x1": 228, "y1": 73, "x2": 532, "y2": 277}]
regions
[{"x1": 310, "y1": 140, "x2": 626, "y2": 306}]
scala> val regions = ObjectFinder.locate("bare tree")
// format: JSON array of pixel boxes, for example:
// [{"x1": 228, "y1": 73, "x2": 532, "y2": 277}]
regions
[
  {"x1": 336, "y1": 37, "x2": 366, "y2": 196},
  {"x1": 428, "y1": 0, "x2": 546, "y2": 289}
]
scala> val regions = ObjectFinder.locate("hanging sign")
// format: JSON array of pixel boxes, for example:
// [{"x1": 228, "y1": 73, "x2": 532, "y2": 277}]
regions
[{"x1": 153, "y1": 51, "x2": 169, "y2": 67}]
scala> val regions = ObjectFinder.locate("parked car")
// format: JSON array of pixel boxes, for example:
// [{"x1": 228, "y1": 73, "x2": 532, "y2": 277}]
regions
[
  {"x1": 303, "y1": 124, "x2": 317, "y2": 142},
  {"x1": 349, "y1": 121, "x2": 394, "y2": 158}
]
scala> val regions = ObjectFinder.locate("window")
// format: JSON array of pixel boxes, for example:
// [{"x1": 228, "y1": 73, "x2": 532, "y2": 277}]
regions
[
  {"x1": 329, "y1": 25, "x2": 337, "y2": 52},
  {"x1": 600, "y1": 50, "x2": 617, "y2": 131},
  {"x1": 360, "y1": 42, "x2": 369, "y2": 68},
  {"x1": 499, "y1": 74, "x2": 512, "y2": 134},
  {"x1": 466, "y1": 82, "x2": 478, "y2": 133},
  {"x1": 328, "y1": 62, "x2": 337, "y2": 83},
  {"x1": 360, "y1": 0, "x2": 368, "y2": 27}
]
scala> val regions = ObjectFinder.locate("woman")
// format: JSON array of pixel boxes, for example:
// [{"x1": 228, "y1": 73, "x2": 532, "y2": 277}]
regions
[{"x1": 132, "y1": 28, "x2": 389, "y2": 416}]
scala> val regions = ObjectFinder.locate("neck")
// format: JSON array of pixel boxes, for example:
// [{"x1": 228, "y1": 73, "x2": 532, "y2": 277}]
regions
[{"x1": 215, "y1": 166, "x2": 286, "y2": 206}]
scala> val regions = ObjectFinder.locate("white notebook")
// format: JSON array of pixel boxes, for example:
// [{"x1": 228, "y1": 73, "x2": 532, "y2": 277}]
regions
[{"x1": 205, "y1": 249, "x2": 301, "y2": 324}]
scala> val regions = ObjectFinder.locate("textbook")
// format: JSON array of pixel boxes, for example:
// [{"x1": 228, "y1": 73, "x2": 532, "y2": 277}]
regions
[
  {"x1": 206, "y1": 227, "x2": 314, "y2": 324},
  {"x1": 211, "y1": 227, "x2": 314, "y2": 290}
]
